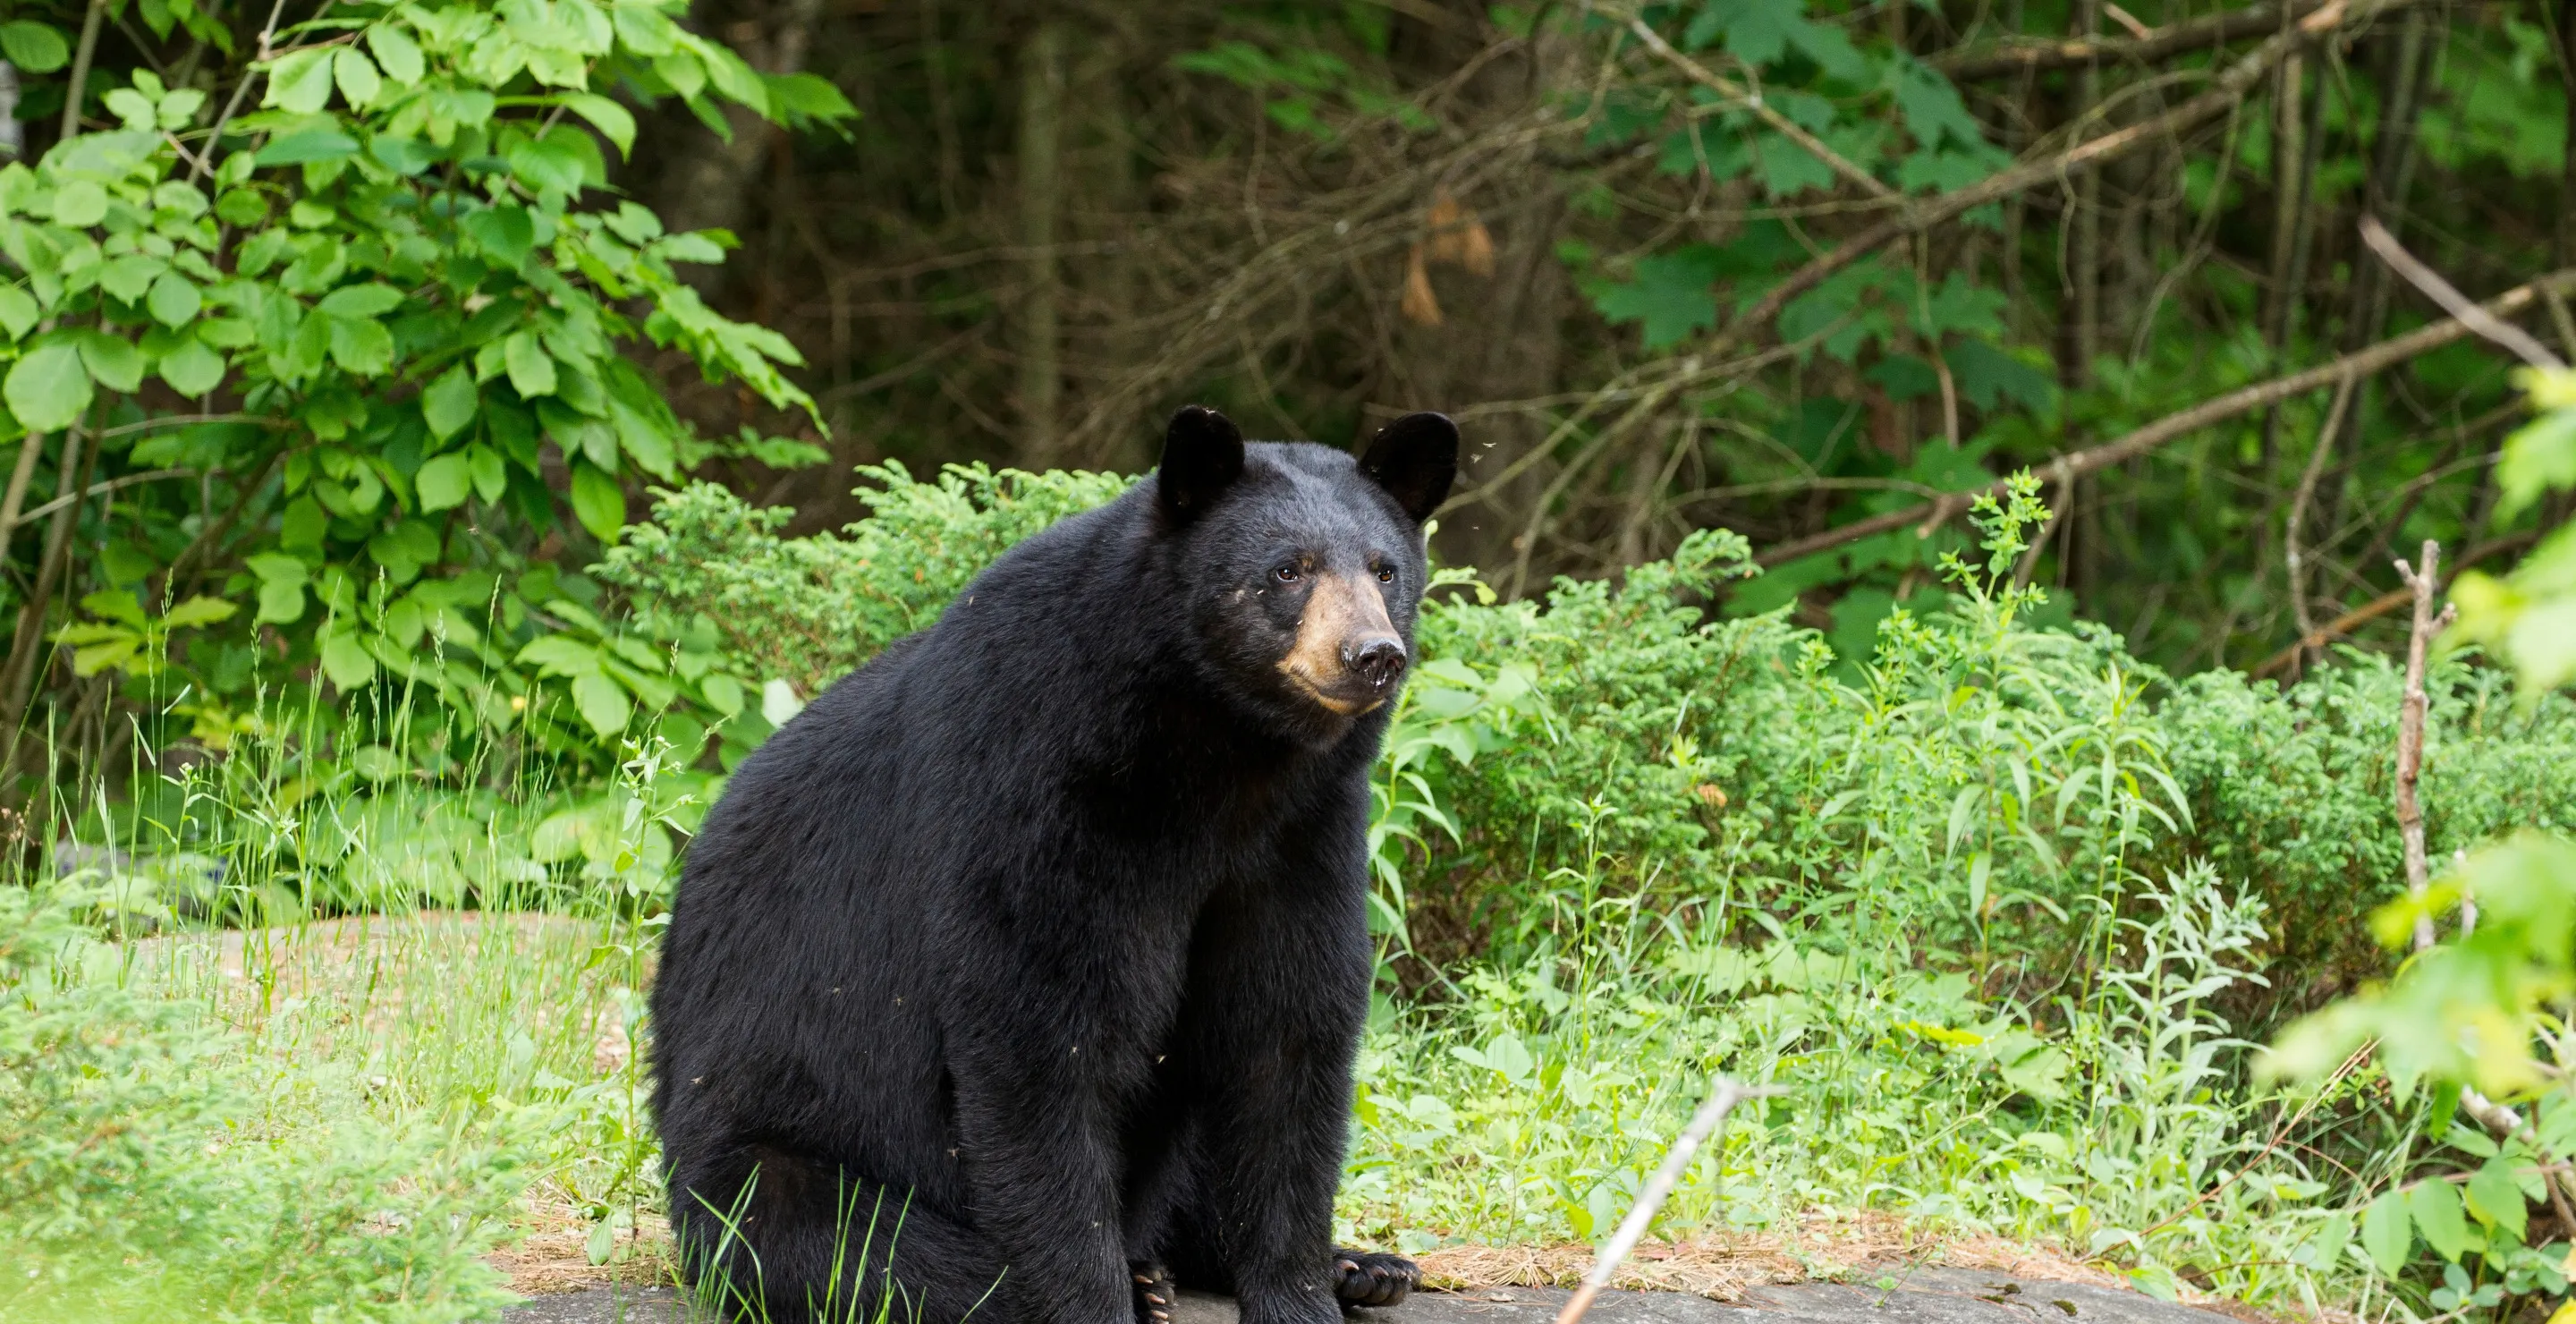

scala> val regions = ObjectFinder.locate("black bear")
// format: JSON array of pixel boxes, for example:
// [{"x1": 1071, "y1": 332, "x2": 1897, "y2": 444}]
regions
[{"x1": 650, "y1": 405, "x2": 1461, "y2": 1324}]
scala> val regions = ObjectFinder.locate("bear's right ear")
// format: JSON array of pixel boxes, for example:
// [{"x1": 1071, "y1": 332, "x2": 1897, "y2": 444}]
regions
[
  {"x1": 1359, "y1": 412, "x2": 1459, "y2": 524},
  {"x1": 1157, "y1": 405, "x2": 1245, "y2": 521}
]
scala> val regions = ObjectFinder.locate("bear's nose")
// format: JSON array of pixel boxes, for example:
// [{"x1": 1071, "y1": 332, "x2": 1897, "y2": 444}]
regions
[{"x1": 1343, "y1": 637, "x2": 1408, "y2": 690}]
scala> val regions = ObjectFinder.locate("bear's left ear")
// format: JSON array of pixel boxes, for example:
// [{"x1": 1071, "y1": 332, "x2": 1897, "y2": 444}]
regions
[
  {"x1": 1158, "y1": 405, "x2": 1245, "y2": 521},
  {"x1": 1359, "y1": 412, "x2": 1458, "y2": 524}
]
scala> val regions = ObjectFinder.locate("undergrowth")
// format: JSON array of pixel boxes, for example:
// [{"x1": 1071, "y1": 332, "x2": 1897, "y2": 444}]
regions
[{"x1": 17, "y1": 465, "x2": 2576, "y2": 1320}]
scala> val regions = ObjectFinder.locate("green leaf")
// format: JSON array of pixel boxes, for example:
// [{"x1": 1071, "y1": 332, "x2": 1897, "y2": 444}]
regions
[
  {"x1": 263, "y1": 47, "x2": 338, "y2": 115},
  {"x1": 367, "y1": 23, "x2": 425, "y2": 84},
  {"x1": 1690, "y1": 0, "x2": 1805, "y2": 67},
  {"x1": 422, "y1": 367, "x2": 479, "y2": 440},
  {"x1": 2464, "y1": 1158, "x2": 2529, "y2": 1243},
  {"x1": 5, "y1": 342, "x2": 93, "y2": 431},
  {"x1": 369, "y1": 135, "x2": 442, "y2": 176},
  {"x1": 561, "y1": 93, "x2": 637, "y2": 157},
  {"x1": 255, "y1": 127, "x2": 360, "y2": 166},
  {"x1": 505, "y1": 131, "x2": 597, "y2": 196},
  {"x1": 416, "y1": 453, "x2": 472, "y2": 512},
  {"x1": 571, "y1": 669, "x2": 632, "y2": 737},
  {"x1": 255, "y1": 577, "x2": 306, "y2": 624},
  {"x1": 147, "y1": 272, "x2": 201, "y2": 327},
  {"x1": 334, "y1": 47, "x2": 384, "y2": 108},
  {"x1": 160, "y1": 596, "x2": 237, "y2": 629},
  {"x1": 1945, "y1": 339, "x2": 2057, "y2": 414},
  {"x1": 0, "y1": 287, "x2": 35, "y2": 342},
  {"x1": 1590, "y1": 247, "x2": 1724, "y2": 350},
  {"x1": 318, "y1": 283, "x2": 404, "y2": 318},
  {"x1": 157, "y1": 337, "x2": 225, "y2": 396},
  {"x1": 468, "y1": 443, "x2": 507, "y2": 504},
  {"x1": 699, "y1": 672, "x2": 744, "y2": 718},
  {"x1": 2410, "y1": 1179, "x2": 2470, "y2": 1261},
  {"x1": 319, "y1": 631, "x2": 378, "y2": 690},
  {"x1": 2361, "y1": 1190, "x2": 2411, "y2": 1277},
  {"x1": 50, "y1": 179, "x2": 107, "y2": 227},
  {"x1": 568, "y1": 459, "x2": 625, "y2": 541},
  {"x1": 0, "y1": 21, "x2": 71, "y2": 73},
  {"x1": 504, "y1": 331, "x2": 557, "y2": 398},
  {"x1": 326, "y1": 316, "x2": 394, "y2": 376},
  {"x1": 463, "y1": 205, "x2": 536, "y2": 267},
  {"x1": 245, "y1": 552, "x2": 308, "y2": 586}
]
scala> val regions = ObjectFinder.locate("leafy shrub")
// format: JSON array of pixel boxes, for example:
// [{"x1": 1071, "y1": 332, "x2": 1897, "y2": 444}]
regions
[
  {"x1": 0, "y1": 879, "x2": 528, "y2": 1322},
  {"x1": 0, "y1": 0, "x2": 852, "y2": 800},
  {"x1": 597, "y1": 463, "x2": 1133, "y2": 696}
]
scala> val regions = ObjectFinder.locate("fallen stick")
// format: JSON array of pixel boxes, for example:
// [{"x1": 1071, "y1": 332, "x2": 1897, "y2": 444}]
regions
[{"x1": 1552, "y1": 1078, "x2": 1778, "y2": 1324}]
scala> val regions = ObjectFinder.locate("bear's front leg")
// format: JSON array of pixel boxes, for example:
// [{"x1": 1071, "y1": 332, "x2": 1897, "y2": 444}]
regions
[
  {"x1": 945, "y1": 968, "x2": 1155, "y2": 1324},
  {"x1": 1170, "y1": 875, "x2": 1376, "y2": 1324}
]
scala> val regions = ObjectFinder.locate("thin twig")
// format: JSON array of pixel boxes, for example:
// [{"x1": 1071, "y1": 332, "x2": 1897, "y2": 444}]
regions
[
  {"x1": 2360, "y1": 216, "x2": 2568, "y2": 369},
  {"x1": 2250, "y1": 531, "x2": 2538, "y2": 677},
  {"x1": 14, "y1": 468, "x2": 199, "y2": 524},
  {"x1": 2285, "y1": 372, "x2": 2360, "y2": 658},
  {"x1": 1553, "y1": 1078, "x2": 1778, "y2": 1324},
  {"x1": 57, "y1": 0, "x2": 108, "y2": 142},
  {"x1": 1625, "y1": 18, "x2": 1899, "y2": 201},
  {"x1": 1939, "y1": 0, "x2": 2326, "y2": 78},
  {"x1": 190, "y1": 0, "x2": 294, "y2": 183}
]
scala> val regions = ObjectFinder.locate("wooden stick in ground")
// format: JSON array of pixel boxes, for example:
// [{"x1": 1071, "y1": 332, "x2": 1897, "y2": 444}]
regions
[
  {"x1": 2383, "y1": 552, "x2": 2564, "y2": 1184},
  {"x1": 1554, "y1": 1078, "x2": 1775, "y2": 1324},
  {"x1": 2392, "y1": 539, "x2": 2452, "y2": 952},
  {"x1": 1755, "y1": 266, "x2": 2576, "y2": 568}
]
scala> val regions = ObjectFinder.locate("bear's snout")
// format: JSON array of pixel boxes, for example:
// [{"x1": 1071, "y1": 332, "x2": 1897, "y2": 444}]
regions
[{"x1": 1343, "y1": 636, "x2": 1407, "y2": 690}]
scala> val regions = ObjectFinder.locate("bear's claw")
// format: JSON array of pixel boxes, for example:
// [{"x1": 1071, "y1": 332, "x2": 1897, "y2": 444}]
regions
[
  {"x1": 1132, "y1": 1262, "x2": 1180, "y2": 1324},
  {"x1": 1331, "y1": 1249, "x2": 1418, "y2": 1310}
]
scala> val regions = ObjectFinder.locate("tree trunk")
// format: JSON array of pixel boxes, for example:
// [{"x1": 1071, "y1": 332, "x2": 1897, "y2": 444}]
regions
[
  {"x1": 1014, "y1": 18, "x2": 1069, "y2": 466},
  {"x1": 0, "y1": 429, "x2": 95, "y2": 789},
  {"x1": 2561, "y1": 0, "x2": 2576, "y2": 267},
  {"x1": 651, "y1": 0, "x2": 828, "y2": 296},
  {"x1": 2071, "y1": 0, "x2": 2103, "y2": 386}
]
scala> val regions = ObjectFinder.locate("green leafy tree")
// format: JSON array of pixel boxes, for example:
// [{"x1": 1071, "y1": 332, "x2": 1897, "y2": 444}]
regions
[{"x1": 0, "y1": 0, "x2": 851, "y2": 778}]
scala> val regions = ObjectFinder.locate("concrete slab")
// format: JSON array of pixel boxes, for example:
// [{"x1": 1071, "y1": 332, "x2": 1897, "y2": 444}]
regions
[{"x1": 498, "y1": 1268, "x2": 2247, "y2": 1324}]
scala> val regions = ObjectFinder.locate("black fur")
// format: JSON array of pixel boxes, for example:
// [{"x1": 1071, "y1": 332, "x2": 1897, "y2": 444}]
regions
[{"x1": 651, "y1": 409, "x2": 1458, "y2": 1324}]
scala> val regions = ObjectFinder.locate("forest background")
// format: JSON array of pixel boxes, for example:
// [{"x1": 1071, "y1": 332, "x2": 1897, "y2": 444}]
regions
[{"x1": 4, "y1": 1, "x2": 2576, "y2": 1322}]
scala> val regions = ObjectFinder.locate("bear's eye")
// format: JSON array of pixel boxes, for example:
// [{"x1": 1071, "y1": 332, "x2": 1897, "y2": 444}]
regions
[
  {"x1": 1374, "y1": 565, "x2": 1396, "y2": 584},
  {"x1": 1273, "y1": 564, "x2": 1303, "y2": 584}
]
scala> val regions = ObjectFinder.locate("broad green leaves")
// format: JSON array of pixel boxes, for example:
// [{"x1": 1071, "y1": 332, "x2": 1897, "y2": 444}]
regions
[
  {"x1": 0, "y1": 6, "x2": 852, "y2": 767},
  {"x1": 2453, "y1": 369, "x2": 2576, "y2": 694},
  {"x1": 4, "y1": 342, "x2": 91, "y2": 432}
]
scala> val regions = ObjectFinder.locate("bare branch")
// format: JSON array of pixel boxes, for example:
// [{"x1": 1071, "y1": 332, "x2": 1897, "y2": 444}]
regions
[
  {"x1": 2361, "y1": 215, "x2": 2569, "y2": 369},
  {"x1": 1712, "y1": 0, "x2": 2419, "y2": 361},
  {"x1": 1938, "y1": 0, "x2": 2326, "y2": 80},
  {"x1": 1753, "y1": 265, "x2": 2576, "y2": 569}
]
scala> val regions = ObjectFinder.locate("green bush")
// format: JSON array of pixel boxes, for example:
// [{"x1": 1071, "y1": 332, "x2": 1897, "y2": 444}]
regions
[
  {"x1": 0, "y1": 880, "x2": 528, "y2": 1322},
  {"x1": 597, "y1": 463, "x2": 1134, "y2": 697}
]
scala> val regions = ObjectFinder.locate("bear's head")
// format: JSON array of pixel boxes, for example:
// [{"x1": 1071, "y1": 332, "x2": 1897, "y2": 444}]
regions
[{"x1": 1156, "y1": 404, "x2": 1458, "y2": 744}]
